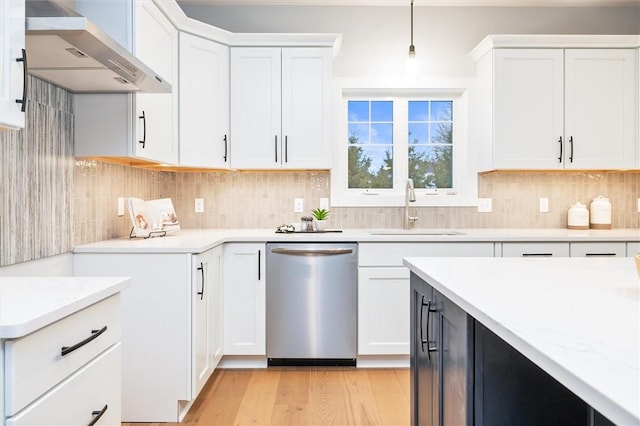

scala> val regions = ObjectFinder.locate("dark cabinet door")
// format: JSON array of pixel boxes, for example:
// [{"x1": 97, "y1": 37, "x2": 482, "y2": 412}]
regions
[
  {"x1": 411, "y1": 275, "x2": 438, "y2": 426},
  {"x1": 437, "y1": 290, "x2": 473, "y2": 426}
]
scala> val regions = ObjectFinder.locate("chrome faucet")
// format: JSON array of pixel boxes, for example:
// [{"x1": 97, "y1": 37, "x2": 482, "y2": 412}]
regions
[{"x1": 403, "y1": 178, "x2": 418, "y2": 229}]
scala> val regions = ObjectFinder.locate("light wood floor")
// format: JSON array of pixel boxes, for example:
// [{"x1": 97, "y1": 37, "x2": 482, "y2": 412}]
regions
[{"x1": 123, "y1": 367, "x2": 410, "y2": 426}]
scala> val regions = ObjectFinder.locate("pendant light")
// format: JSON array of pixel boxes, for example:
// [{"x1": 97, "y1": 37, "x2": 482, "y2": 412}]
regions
[{"x1": 406, "y1": 0, "x2": 418, "y2": 77}]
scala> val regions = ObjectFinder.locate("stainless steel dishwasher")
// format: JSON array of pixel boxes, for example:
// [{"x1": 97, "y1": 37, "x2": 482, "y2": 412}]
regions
[{"x1": 266, "y1": 242, "x2": 358, "y2": 366}]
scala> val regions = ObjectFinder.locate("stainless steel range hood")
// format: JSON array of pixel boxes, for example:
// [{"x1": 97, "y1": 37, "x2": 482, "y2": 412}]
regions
[{"x1": 25, "y1": 0, "x2": 171, "y2": 93}]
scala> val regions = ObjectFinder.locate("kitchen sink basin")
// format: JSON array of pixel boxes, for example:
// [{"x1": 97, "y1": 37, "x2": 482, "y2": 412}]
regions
[{"x1": 368, "y1": 230, "x2": 465, "y2": 236}]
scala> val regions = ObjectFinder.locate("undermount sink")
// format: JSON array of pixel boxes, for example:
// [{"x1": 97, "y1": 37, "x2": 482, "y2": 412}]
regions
[{"x1": 368, "y1": 230, "x2": 465, "y2": 236}]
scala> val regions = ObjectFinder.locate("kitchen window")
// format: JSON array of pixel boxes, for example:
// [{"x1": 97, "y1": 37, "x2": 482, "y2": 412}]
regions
[{"x1": 332, "y1": 84, "x2": 477, "y2": 207}]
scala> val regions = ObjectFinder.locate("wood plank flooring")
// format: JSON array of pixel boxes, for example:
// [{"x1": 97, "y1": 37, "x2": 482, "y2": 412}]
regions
[{"x1": 122, "y1": 367, "x2": 410, "y2": 426}]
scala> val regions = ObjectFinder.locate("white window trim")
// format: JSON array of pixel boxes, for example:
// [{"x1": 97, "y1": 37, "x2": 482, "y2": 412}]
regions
[{"x1": 331, "y1": 76, "x2": 480, "y2": 207}]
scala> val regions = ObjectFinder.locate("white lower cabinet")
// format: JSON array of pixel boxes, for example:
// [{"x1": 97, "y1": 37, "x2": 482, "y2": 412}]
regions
[
  {"x1": 357, "y1": 243, "x2": 495, "y2": 358},
  {"x1": 74, "y1": 248, "x2": 223, "y2": 422},
  {"x1": 501, "y1": 242, "x2": 570, "y2": 257},
  {"x1": 3, "y1": 294, "x2": 122, "y2": 425},
  {"x1": 6, "y1": 344, "x2": 121, "y2": 426},
  {"x1": 222, "y1": 243, "x2": 266, "y2": 356},
  {"x1": 193, "y1": 246, "x2": 223, "y2": 396},
  {"x1": 628, "y1": 242, "x2": 640, "y2": 257}
]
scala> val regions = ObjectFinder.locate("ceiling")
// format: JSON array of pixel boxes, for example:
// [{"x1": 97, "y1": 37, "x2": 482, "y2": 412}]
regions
[{"x1": 177, "y1": 0, "x2": 640, "y2": 6}]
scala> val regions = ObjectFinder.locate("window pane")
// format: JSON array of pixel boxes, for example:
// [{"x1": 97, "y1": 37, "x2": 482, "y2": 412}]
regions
[
  {"x1": 430, "y1": 122, "x2": 452, "y2": 145},
  {"x1": 408, "y1": 101, "x2": 428, "y2": 121},
  {"x1": 371, "y1": 123, "x2": 393, "y2": 144},
  {"x1": 408, "y1": 123, "x2": 428, "y2": 145},
  {"x1": 431, "y1": 101, "x2": 452, "y2": 121},
  {"x1": 409, "y1": 145, "x2": 452, "y2": 189},
  {"x1": 348, "y1": 101, "x2": 369, "y2": 121},
  {"x1": 349, "y1": 123, "x2": 370, "y2": 144},
  {"x1": 348, "y1": 146, "x2": 393, "y2": 189},
  {"x1": 371, "y1": 101, "x2": 393, "y2": 121}
]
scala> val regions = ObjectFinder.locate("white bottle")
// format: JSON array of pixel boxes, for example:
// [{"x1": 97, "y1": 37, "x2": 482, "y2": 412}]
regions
[{"x1": 589, "y1": 196, "x2": 612, "y2": 230}]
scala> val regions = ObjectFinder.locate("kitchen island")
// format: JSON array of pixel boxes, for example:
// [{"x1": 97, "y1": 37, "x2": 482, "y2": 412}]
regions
[{"x1": 404, "y1": 256, "x2": 639, "y2": 426}]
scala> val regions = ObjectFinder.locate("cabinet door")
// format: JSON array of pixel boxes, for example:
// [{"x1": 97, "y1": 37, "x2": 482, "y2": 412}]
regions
[
  {"x1": 493, "y1": 49, "x2": 564, "y2": 169},
  {"x1": 0, "y1": 0, "x2": 26, "y2": 129},
  {"x1": 358, "y1": 267, "x2": 410, "y2": 355},
  {"x1": 501, "y1": 242, "x2": 569, "y2": 257},
  {"x1": 436, "y1": 289, "x2": 472, "y2": 426},
  {"x1": 179, "y1": 33, "x2": 229, "y2": 168},
  {"x1": 192, "y1": 249, "x2": 214, "y2": 396},
  {"x1": 564, "y1": 49, "x2": 636, "y2": 169},
  {"x1": 230, "y1": 48, "x2": 281, "y2": 169},
  {"x1": 410, "y1": 274, "x2": 437, "y2": 426},
  {"x1": 134, "y1": 1, "x2": 178, "y2": 164},
  {"x1": 223, "y1": 243, "x2": 266, "y2": 355},
  {"x1": 569, "y1": 242, "x2": 625, "y2": 257},
  {"x1": 281, "y1": 48, "x2": 332, "y2": 169}
]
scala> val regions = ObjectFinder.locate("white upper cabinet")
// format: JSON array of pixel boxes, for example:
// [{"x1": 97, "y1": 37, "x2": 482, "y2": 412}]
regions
[
  {"x1": 179, "y1": 33, "x2": 230, "y2": 168},
  {"x1": 473, "y1": 36, "x2": 638, "y2": 170},
  {"x1": 230, "y1": 47, "x2": 332, "y2": 170},
  {"x1": 74, "y1": 0, "x2": 178, "y2": 165},
  {"x1": 0, "y1": 0, "x2": 26, "y2": 129}
]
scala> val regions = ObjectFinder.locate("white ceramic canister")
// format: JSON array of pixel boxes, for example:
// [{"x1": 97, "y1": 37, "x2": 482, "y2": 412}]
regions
[
  {"x1": 567, "y1": 202, "x2": 589, "y2": 230},
  {"x1": 589, "y1": 196, "x2": 612, "y2": 230}
]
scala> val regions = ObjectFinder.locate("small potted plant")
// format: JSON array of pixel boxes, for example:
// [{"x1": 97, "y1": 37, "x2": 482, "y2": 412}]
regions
[{"x1": 310, "y1": 208, "x2": 330, "y2": 232}]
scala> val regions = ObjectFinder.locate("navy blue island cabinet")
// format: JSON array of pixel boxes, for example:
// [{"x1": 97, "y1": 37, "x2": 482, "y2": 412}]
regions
[{"x1": 409, "y1": 272, "x2": 616, "y2": 426}]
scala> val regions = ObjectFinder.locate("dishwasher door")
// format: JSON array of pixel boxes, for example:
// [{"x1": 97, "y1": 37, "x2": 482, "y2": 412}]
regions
[{"x1": 266, "y1": 242, "x2": 358, "y2": 366}]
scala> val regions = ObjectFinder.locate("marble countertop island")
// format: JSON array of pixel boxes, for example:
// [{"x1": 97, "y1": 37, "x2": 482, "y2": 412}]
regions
[
  {"x1": 0, "y1": 276, "x2": 131, "y2": 339},
  {"x1": 403, "y1": 256, "x2": 639, "y2": 426}
]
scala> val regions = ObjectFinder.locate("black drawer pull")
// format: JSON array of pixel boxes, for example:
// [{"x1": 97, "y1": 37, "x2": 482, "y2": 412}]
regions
[
  {"x1": 585, "y1": 253, "x2": 616, "y2": 257},
  {"x1": 15, "y1": 48, "x2": 27, "y2": 112},
  {"x1": 197, "y1": 262, "x2": 205, "y2": 300},
  {"x1": 61, "y1": 326, "x2": 108, "y2": 356},
  {"x1": 88, "y1": 404, "x2": 108, "y2": 426},
  {"x1": 522, "y1": 253, "x2": 553, "y2": 257}
]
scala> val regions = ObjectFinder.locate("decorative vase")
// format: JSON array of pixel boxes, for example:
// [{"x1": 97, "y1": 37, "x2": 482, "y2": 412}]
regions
[{"x1": 315, "y1": 219, "x2": 327, "y2": 232}]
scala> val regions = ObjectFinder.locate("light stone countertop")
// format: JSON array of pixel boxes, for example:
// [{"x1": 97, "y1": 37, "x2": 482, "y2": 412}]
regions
[
  {"x1": 72, "y1": 228, "x2": 640, "y2": 254},
  {"x1": 0, "y1": 276, "x2": 131, "y2": 339},
  {"x1": 403, "y1": 256, "x2": 639, "y2": 426}
]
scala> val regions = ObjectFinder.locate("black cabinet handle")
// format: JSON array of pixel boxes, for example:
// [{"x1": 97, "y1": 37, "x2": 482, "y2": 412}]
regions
[
  {"x1": 585, "y1": 253, "x2": 617, "y2": 257},
  {"x1": 138, "y1": 111, "x2": 146, "y2": 148},
  {"x1": 61, "y1": 326, "x2": 107, "y2": 356},
  {"x1": 258, "y1": 249, "x2": 261, "y2": 280},
  {"x1": 197, "y1": 262, "x2": 205, "y2": 300},
  {"x1": 15, "y1": 48, "x2": 27, "y2": 112},
  {"x1": 569, "y1": 136, "x2": 574, "y2": 163},
  {"x1": 522, "y1": 253, "x2": 553, "y2": 257},
  {"x1": 284, "y1": 135, "x2": 288, "y2": 163},
  {"x1": 419, "y1": 295, "x2": 428, "y2": 353},
  {"x1": 223, "y1": 134, "x2": 228, "y2": 162},
  {"x1": 557, "y1": 136, "x2": 562, "y2": 163},
  {"x1": 88, "y1": 404, "x2": 108, "y2": 426},
  {"x1": 274, "y1": 136, "x2": 278, "y2": 163}
]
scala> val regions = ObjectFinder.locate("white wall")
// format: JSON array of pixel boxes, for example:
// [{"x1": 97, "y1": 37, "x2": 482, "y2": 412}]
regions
[{"x1": 178, "y1": 5, "x2": 639, "y2": 78}]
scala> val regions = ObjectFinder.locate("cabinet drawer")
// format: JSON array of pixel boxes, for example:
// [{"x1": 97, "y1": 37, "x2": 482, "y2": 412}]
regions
[
  {"x1": 359, "y1": 243, "x2": 495, "y2": 267},
  {"x1": 626, "y1": 242, "x2": 640, "y2": 257},
  {"x1": 570, "y1": 242, "x2": 626, "y2": 257},
  {"x1": 501, "y1": 243, "x2": 569, "y2": 257},
  {"x1": 6, "y1": 343, "x2": 121, "y2": 426},
  {"x1": 4, "y1": 294, "x2": 121, "y2": 415}
]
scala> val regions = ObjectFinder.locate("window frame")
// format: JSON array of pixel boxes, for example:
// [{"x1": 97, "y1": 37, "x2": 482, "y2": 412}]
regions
[{"x1": 331, "y1": 78, "x2": 479, "y2": 207}]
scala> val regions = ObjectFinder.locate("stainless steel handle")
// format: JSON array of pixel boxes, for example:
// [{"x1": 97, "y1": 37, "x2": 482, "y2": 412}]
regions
[{"x1": 270, "y1": 247, "x2": 353, "y2": 256}]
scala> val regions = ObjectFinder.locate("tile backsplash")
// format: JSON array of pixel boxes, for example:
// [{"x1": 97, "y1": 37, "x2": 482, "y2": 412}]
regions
[{"x1": 2, "y1": 78, "x2": 639, "y2": 266}]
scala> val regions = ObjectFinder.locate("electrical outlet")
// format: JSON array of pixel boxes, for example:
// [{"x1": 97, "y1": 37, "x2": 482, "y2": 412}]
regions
[
  {"x1": 294, "y1": 198, "x2": 304, "y2": 213},
  {"x1": 319, "y1": 198, "x2": 329, "y2": 210},
  {"x1": 539, "y1": 198, "x2": 549, "y2": 213},
  {"x1": 477, "y1": 198, "x2": 492, "y2": 213},
  {"x1": 117, "y1": 197, "x2": 125, "y2": 217},
  {"x1": 637, "y1": 198, "x2": 640, "y2": 213},
  {"x1": 195, "y1": 198, "x2": 204, "y2": 213}
]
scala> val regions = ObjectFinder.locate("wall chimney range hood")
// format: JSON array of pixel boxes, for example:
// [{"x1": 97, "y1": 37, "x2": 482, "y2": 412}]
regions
[{"x1": 25, "y1": 0, "x2": 171, "y2": 93}]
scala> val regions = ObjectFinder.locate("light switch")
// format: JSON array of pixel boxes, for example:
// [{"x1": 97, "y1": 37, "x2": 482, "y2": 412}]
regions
[
  {"x1": 539, "y1": 198, "x2": 549, "y2": 213},
  {"x1": 195, "y1": 198, "x2": 204, "y2": 213},
  {"x1": 477, "y1": 198, "x2": 492, "y2": 213}
]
